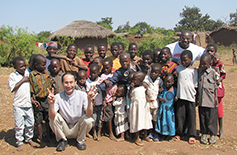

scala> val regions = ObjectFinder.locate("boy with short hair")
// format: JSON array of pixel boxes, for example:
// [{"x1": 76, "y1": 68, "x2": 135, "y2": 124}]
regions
[
  {"x1": 29, "y1": 54, "x2": 52, "y2": 147},
  {"x1": 8, "y1": 57, "x2": 37, "y2": 151},
  {"x1": 140, "y1": 50, "x2": 154, "y2": 75},
  {"x1": 86, "y1": 63, "x2": 103, "y2": 141},
  {"x1": 174, "y1": 50, "x2": 198, "y2": 144},
  {"x1": 51, "y1": 58, "x2": 64, "y2": 95},
  {"x1": 109, "y1": 42, "x2": 121, "y2": 70},
  {"x1": 75, "y1": 70, "x2": 87, "y2": 93},
  {"x1": 197, "y1": 53, "x2": 218, "y2": 144}
]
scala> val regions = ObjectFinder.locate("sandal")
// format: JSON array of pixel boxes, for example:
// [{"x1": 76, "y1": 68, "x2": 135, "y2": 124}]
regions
[
  {"x1": 188, "y1": 137, "x2": 196, "y2": 144},
  {"x1": 209, "y1": 135, "x2": 216, "y2": 144},
  {"x1": 201, "y1": 134, "x2": 208, "y2": 145},
  {"x1": 144, "y1": 136, "x2": 153, "y2": 142},
  {"x1": 135, "y1": 138, "x2": 143, "y2": 146},
  {"x1": 153, "y1": 134, "x2": 160, "y2": 142},
  {"x1": 172, "y1": 135, "x2": 181, "y2": 141}
]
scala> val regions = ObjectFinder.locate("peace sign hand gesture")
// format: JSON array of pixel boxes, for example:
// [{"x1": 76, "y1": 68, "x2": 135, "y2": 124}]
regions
[
  {"x1": 47, "y1": 88, "x2": 55, "y2": 104},
  {"x1": 87, "y1": 86, "x2": 96, "y2": 102}
]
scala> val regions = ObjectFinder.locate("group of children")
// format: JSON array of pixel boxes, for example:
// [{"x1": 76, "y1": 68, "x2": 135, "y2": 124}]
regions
[{"x1": 8, "y1": 40, "x2": 225, "y2": 151}]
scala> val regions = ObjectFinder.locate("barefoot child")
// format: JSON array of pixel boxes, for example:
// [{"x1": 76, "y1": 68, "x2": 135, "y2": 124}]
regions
[
  {"x1": 96, "y1": 57, "x2": 117, "y2": 140},
  {"x1": 113, "y1": 84, "x2": 129, "y2": 142},
  {"x1": 197, "y1": 53, "x2": 218, "y2": 144},
  {"x1": 8, "y1": 57, "x2": 37, "y2": 151},
  {"x1": 156, "y1": 74, "x2": 177, "y2": 140},
  {"x1": 129, "y1": 72, "x2": 153, "y2": 146},
  {"x1": 143, "y1": 63, "x2": 163, "y2": 142},
  {"x1": 206, "y1": 43, "x2": 226, "y2": 139},
  {"x1": 175, "y1": 50, "x2": 198, "y2": 144},
  {"x1": 29, "y1": 54, "x2": 52, "y2": 147},
  {"x1": 86, "y1": 63, "x2": 103, "y2": 141}
]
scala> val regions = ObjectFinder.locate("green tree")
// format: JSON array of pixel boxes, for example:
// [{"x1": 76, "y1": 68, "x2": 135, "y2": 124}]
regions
[
  {"x1": 174, "y1": 6, "x2": 224, "y2": 32},
  {"x1": 132, "y1": 22, "x2": 155, "y2": 34},
  {"x1": 56, "y1": 35, "x2": 76, "y2": 55},
  {"x1": 96, "y1": 17, "x2": 113, "y2": 30},
  {"x1": 230, "y1": 10, "x2": 237, "y2": 26},
  {"x1": 0, "y1": 25, "x2": 39, "y2": 66},
  {"x1": 115, "y1": 21, "x2": 131, "y2": 33},
  {"x1": 37, "y1": 31, "x2": 52, "y2": 42}
]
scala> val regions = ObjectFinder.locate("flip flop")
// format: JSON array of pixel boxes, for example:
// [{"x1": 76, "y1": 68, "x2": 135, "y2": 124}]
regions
[
  {"x1": 172, "y1": 135, "x2": 180, "y2": 141},
  {"x1": 153, "y1": 134, "x2": 160, "y2": 142},
  {"x1": 188, "y1": 137, "x2": 196, "y2": 144}
]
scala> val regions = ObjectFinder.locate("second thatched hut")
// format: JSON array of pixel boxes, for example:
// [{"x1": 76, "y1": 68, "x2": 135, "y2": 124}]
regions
[{"x1": 48, "y1": 20, "x2": 116, "y2": 53}]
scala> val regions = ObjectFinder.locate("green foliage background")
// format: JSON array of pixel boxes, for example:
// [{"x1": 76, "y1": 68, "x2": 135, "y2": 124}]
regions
[{"x1": 0, "y1": 25, "x2": 39, "y2": 66}]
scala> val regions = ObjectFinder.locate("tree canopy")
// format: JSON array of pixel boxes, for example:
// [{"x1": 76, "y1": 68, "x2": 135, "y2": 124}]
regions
[
  {"x1": 96, "y1": 17, "x2": 113, "y2": 30},
  {"x1": 230, "y1": 10, "x2": 237, "y2": 26},
  {"x1": 174, "y1": 6, "x2": 225, "y2": 32}
]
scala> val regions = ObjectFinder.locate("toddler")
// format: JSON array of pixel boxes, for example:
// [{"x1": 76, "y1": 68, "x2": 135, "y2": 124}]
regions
[
  {"x1": 156, "y1": 74, "x2": 177, "y2": 140},
  {"x1": 113, "y1": 84, "x2": 129, "y2": 142},
  {"x1": 143, "y1": 63, "x2": 163, "y2": 142},
  {"x1": 128, "y1": 72, "x2": 153, "y2": 146}
]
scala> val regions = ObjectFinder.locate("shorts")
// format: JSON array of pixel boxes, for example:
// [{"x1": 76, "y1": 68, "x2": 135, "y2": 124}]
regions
[
  {"x1": 92, "y1": 105, "x2": 103, "y2": 127},
  {"x1": 150, "y1": 108, "x2": 158, "y2": 122},
  {"x1": 217, "y1": 98, "x2": 224, "y2": 118},
  {"x1": 34, "y1": 97, "x2": 49, "y2": 125},
  {"x1": 102, "y1": 103, "x2": 114, "y2": 122}
]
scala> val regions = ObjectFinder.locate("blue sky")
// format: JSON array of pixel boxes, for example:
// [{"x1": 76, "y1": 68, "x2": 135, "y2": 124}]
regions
[{"x1": 1, "y1": 0, "x2": 236, "y2": 33}]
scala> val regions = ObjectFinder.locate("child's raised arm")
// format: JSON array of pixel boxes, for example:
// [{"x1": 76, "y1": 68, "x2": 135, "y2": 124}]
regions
[{"x1": 11, "y1": 76, "x2": 29, "y2": 92}]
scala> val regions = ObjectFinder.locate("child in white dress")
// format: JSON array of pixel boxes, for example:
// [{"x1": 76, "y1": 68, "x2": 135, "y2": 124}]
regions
[
  {"x1": 128, "y1": 72, "x2": 153, "y2": 146},
  {"x1": 113, "y1": 84, "x2": 129, "y2": 142}
]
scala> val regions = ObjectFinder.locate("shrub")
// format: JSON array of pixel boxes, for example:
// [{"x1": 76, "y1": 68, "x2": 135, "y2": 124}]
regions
[{"x1": 0, "y1": 25, "x2": 39, "y2": 66}]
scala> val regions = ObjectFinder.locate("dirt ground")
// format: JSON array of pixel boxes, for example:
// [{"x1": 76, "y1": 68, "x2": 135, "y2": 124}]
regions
[{"x1": 1, "y1": 60, "x2": 237, "y2": 155}]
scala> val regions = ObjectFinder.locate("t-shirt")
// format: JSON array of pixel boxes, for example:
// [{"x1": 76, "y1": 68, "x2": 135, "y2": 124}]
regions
[
  {"x1": 8, "y1": 71, "x2": 32, "y2": 108},
  {"x1": 54, "y1": 90, "x2": 88, "y2": 124},
  {"x1": 109, "y1": 55, "x2": 121, "y2": 71},
  {"x1": 143, "y1": 75, "x2": 163, "y2": 109},
  {"x1": 176, "y1": 65, "x2": 198, "y2": 102},
  {"x1": 166, "y1": 42, "x2": 205, "y2": 65},
  {"x1": 86, "y1": 78, "x2": 103, "y2": 105}
]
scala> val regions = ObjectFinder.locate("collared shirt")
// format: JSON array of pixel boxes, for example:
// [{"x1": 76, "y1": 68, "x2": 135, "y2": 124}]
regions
[
  {"x1": 8, "y1": 71, "x2": 32, "y2": 107},
  {"x1": 143, "y1": 74, "x2": 163, "y2": 109},
  {"x1": 54, "y1": 90, "x2": 88, "y2": 124},
  {"x1": 198, "y1": 67, "x2": 218, "y2": 108},
  {"x1": 29, "y1": 70, "x2": 52, "y2": 98},
  {"x1": 109, "y1": 55, "x2": 121, "y2": 71},
  {"x1": 61, "y1": 56, "x2": 87, "y2": 76},
  {"x1": 51, "y1": 70, "x2": 64, "y2": 95}
]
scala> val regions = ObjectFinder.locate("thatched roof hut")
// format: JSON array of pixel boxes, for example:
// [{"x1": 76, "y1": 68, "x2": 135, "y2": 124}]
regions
[
  {"x1": 48, "y1": 20, "x2": 116, "y2": 53},
  {"x1": 209, "y1": 26, "x2": 237, "y2": 46}
]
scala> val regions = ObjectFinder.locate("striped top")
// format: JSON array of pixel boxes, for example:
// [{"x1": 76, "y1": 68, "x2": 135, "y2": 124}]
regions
[
  {"x1": 161, "y1": 61, "x2": 177, "y2": 78},
  {"x1": 29, "y1": 70, "x2": 52, "y2": 98}
]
